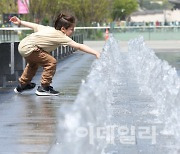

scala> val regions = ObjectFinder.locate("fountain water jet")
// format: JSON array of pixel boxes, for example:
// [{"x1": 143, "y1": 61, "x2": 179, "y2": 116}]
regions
[{"x1": 50, "y1": 36, "x2": 180, "y2": 154}]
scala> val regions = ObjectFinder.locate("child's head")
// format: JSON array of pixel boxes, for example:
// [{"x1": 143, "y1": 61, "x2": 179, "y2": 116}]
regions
[{"x1": 54, "y1": 13, "x2": 75, "y2": 36}]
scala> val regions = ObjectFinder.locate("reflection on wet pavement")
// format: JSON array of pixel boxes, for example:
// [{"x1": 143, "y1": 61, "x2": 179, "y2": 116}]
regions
[{"x1": 0, "y1": 51, "x2": 95, "y2": 153}]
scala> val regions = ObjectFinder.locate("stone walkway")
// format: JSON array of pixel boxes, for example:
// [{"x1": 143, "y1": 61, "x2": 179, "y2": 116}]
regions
[{"x1": 0, "y1": 49, "x2": 96, "y2": 153}]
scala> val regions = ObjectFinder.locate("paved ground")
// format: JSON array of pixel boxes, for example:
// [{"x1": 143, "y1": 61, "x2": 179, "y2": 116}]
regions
[
  {"x1": 0, "y1": 46, "x2": 97, "y2": 153},
  {"x1": 0, "y1": 40, "x2": 179, "y2": 154}
]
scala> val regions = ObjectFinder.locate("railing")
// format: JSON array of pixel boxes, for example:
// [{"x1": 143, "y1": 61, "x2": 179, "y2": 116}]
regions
[
  {"x1": 1, "y1": 26, "x2": 180, "y2": 42},
  {"x1": 76, "y1": 26, "x2": 180, "y2": 40},
  {"x1": 0, "y1": 33, "x2": 83, "y2": 87},
  {"x1": 112, "y1": 26, "x2": 180, "y2": 41},
  {"x1": 1, "y1": 27, "x2": 108, "y2": 42},
  {"x1": 0, "y1": 27, "x2": 32, "y2": 42}
]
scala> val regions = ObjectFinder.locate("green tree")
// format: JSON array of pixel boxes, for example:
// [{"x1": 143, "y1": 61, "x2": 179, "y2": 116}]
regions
[
  {"x1": 28, "y1": 0, "x2": 66, "y2": 24},
  {"x1": 61, "y1": 0, "x2": 110, "y2": 26},
  {"x1": 1, "y1": 0, "x2": 111, "y2": 26},
  {"x1": 112, "y1": 0, "x2": 138, "y2": 21},
  {"x1": 27, "y1": 0, "x2": 110, "y2": 26},
  {"x1": 0, "y1": 0, "x2": 17, "y2": 14}
]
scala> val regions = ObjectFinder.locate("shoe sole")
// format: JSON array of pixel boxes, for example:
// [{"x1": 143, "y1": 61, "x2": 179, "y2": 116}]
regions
[
  {"x1": 14, "y1": 87, "x2": 36, "y2": 94},
  {"x1": 14, "y1": 88, "x2": 22, "y2": 94},
  {"x1": 35, "y1": 90, "x2": 60, "y2": 96}
]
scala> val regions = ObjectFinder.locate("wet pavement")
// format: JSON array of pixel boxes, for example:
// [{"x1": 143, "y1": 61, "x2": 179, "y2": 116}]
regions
[
  {"x1": 0, "y1": 40, "x2": 180, "y2": 154},
  {"x1": 0, "y1": 48, "x2": 96, "y2": 153}
]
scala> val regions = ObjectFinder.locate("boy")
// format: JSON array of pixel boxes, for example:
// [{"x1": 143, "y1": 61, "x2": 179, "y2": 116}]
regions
[{"x1": 10, "y1": 13, "x2": 100, "y2": 96}]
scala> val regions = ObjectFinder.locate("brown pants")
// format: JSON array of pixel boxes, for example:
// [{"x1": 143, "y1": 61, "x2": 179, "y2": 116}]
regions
[{"x1": 19, "y1": 49, "x2": 57, "y2": 87}]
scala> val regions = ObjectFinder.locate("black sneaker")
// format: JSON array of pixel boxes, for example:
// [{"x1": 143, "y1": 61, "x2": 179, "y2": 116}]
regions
[
  {"x1": 14, "y1": 83, "x2": 36, "y2": 93},
  {"x1": 35, "y1": 86, "x2": 59, "y2": 96}
]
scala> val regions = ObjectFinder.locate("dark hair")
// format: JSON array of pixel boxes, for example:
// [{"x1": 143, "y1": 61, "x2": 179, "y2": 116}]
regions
[{"x1": 54, "y1": 13, "x2": 75, "y2": 30}]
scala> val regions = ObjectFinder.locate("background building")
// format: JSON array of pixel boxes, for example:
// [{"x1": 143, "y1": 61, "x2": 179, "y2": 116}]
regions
[
  {"x1": 169, "y1": 0, "x2": 180, "y2": 8},
  {"x1": 130, "y1": 9, "x2": 180, "y2": 26}
]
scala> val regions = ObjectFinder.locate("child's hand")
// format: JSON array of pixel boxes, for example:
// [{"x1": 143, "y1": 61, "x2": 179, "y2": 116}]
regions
[
  {"x1": 9, "y1": 16, "x2": 21, "y2": 26},
  {"x1": 96, "y1": 52, "x2": 100, "y2": 59}
]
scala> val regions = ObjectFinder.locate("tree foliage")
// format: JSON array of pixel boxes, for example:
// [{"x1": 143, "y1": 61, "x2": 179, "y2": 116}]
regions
[
  {"x1": 112, "y1": 0, "x2": 138, "y2": 21},
  {"x1": 0, "y1": 0, "x2": 141, "y2": 25},
  {"x1": 68, "y1": 0, "x2": 110, "y2": 25},
  {"x1": 28, "y1": 0, "x2": 63, "y2": 24},
  {"x1": 0, "y1": 0, "x2": 17, "y2": 14},
  {"x1": 25, "y1": 0, "x2": 110, "y2": 26},
  {"x1": 30, "y1": 0, "x2": 111, "y2": 26}
]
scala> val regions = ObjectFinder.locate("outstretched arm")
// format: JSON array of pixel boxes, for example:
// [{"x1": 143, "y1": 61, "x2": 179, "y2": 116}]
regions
[
  {"x1": 69, "y1": 41, "x2": 100, "y2": 59},
  {"x1": 9, "y1": 16, "x2": 39, "y2": 31}
]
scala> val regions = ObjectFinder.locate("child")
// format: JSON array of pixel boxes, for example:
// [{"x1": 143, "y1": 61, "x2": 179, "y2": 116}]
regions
[{"x1": 10, "y1": 13, "x2": 100, "y2": 96}]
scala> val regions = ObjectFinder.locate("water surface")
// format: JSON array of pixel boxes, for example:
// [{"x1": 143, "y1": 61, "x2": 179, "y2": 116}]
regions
[{"x1": 155, "y1": 52, "x2": 180, "y2": 76}]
